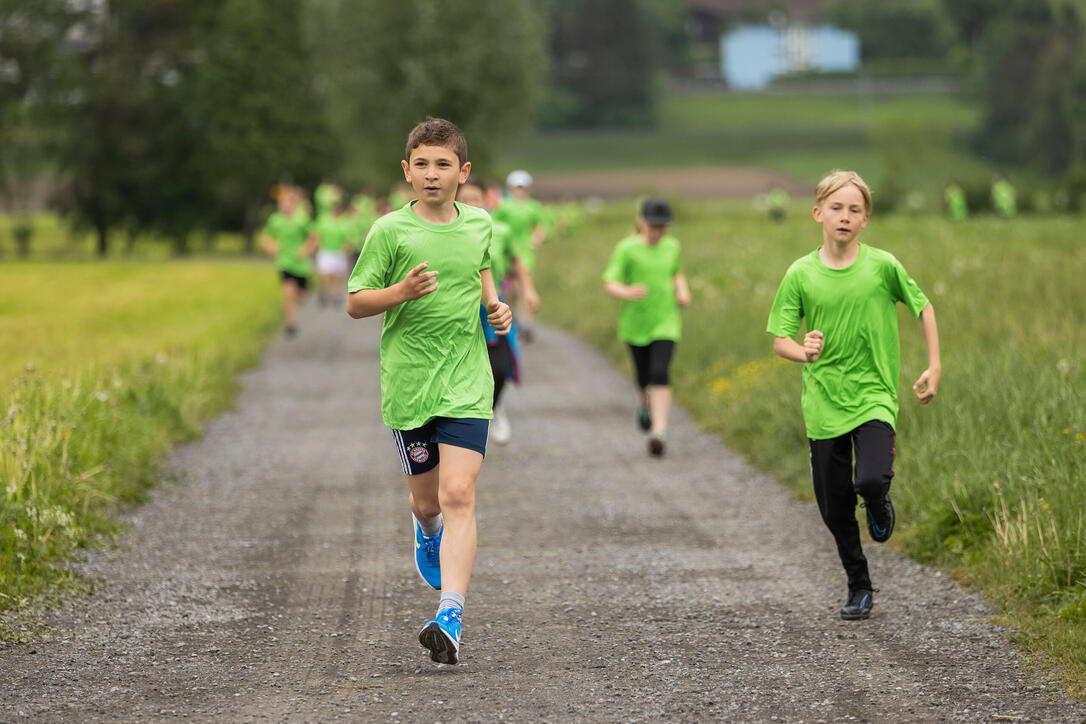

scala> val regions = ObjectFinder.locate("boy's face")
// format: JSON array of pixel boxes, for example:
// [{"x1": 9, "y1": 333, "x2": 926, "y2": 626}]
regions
[
  {"x1": 456, "y1": 184, "x2": 486, "y2": 209},
  {"x1": 509, "y1": 185, "x2": 529, "y2": 200},
  {"x1": 278, "y1": 189, "x2": 297, "y2": 214},
  {"x1": 402, "y1": 145, "x2": 470, "y2": 207},
  {"x1": 639, "y1": 220, "x2": 668, "y2": 244},
  {"x1": 812, "y1": 184, "x2": 869, "y2": 245}
]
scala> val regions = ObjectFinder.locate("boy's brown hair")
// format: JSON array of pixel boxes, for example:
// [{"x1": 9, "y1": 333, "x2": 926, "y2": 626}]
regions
[
  {"x1": 815, "y1": 170, "x2": 872, "y2": 215},
  {"x1": 405, "y1": 117, "x2": 468, "y2": 165}
]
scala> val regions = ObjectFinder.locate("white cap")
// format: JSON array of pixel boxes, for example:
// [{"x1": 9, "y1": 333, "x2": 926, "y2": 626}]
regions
[{"x1": 506, "y1": 170, "x2": 533, "y2": 188}]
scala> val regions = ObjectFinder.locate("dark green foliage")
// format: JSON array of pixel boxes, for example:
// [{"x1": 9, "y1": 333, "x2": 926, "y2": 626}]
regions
[
  {"x1": 193, "y1": 0, "x2": 335, "y2": 246},
  {"x1": 943, "y1": 0, "x2": 1086, "y2": 177},
  {"x1": 821, "y1": 0, "x2": 954, "y2": 62},
  {"x1": 542, "y1": 0, "x2": 661, "y2": 129},
  {"x1": 308, "y1": 0, "x2": 544, "y2": 190}
]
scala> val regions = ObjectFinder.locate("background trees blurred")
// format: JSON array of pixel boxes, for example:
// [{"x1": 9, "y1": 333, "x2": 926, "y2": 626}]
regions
[{"x1": 1, "y1": 0, "x2": 1085, "y2": 254}]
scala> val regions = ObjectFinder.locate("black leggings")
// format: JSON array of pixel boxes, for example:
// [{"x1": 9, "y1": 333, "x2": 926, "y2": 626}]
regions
[
  {"x1": 627, "y1": 340, "x2": 676, "y2": 389},
  {"x1": 488, "y1": 336, "x2": 512, "y2": 407},
  {"x1": 808, "y1": 420, "x2": 896, "y2": 592}
]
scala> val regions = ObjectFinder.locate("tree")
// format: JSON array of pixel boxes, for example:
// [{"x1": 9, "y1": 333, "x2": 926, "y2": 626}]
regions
[
  {"x1": 942, "y1": 0, "x2": 1086, "y2": 175},
  {"x1": 193, "y1": 0, "x2": 335, "y2": 249},
  {"x1": 543, "y1": 0, "x2": 659, "y2": 129},
  {"x1": 0, "y1": 1, "x2": 86, "y2": 253},
  {"x1": 309, "y1": 0, "x2": 545, "y2": 190}
]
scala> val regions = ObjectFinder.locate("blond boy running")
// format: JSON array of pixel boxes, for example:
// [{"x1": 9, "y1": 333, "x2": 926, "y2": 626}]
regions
[
  {"x1": 767, "y1": 171, "x2": 941, "y2": 620},
  {"x1": 346, "y1": 118, "x2": 511, "y2": 664}
]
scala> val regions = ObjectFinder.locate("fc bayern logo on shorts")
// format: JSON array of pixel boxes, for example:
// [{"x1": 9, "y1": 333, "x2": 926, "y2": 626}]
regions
[{"x1": 410, "y1": 445, "x2": 429, "y2": 464}]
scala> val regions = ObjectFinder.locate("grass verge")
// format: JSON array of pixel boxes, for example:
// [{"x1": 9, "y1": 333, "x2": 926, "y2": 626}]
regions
[
  {"x1": 0, "y1": 261, "x2": 280, "y2": 641},
  {"x1": 534, "y1": 199, "x2": 1086, "y2": 695}
]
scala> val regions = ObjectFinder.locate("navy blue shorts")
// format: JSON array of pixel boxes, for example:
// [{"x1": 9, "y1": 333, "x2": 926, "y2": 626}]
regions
[{"x1": 391, "y1": 417, "x2": 490, "y2": 476}]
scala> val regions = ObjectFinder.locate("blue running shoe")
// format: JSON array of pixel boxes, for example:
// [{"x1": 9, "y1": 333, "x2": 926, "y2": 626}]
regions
[
  {"x1": 864, "y1": 493, "x2": 895, "y2": 543},
  {"x1": 419, "y1": 607, "x2": 462, "y2": 664},
  {"x1": 413, "y1": 514, "x2": 442, "y2": 590}
]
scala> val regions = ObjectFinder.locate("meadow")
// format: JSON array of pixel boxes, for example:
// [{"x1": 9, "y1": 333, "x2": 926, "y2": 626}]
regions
[
  {"x1": 0, "y1": 260, "x2": 280, "y2": 639},
  {"x1": 535, "y1": 200, "x2": 1086, "y2": 691},
  {"x1": 504, "y1": 90, "x2": 993, "y2": 187}
]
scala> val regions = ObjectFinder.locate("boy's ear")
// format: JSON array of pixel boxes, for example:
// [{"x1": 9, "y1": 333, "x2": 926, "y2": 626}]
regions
[
  {"x1": 812, "y1": 205, "x2": 823, "y2": 222},
  {"x1": 458, "y1": 161, "x2": 471, "y2": 184},
  {"x1": 401, "y1": 159, "x2": 411, "y2": 182}
]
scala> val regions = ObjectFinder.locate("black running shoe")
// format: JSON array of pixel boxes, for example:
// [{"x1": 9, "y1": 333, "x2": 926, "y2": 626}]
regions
[
  {"x1": 636, "y1": 405, "x2": 652, "y2": 432},
  {"x1": 865, "y1": 493, "x2": 895, "y2": 543},
  {"x1": 648, "y1": 433, "x2": 665, "y2": 457},
  {"x1": 840, "y1": 588, "x2": 873, "y2": 620}
]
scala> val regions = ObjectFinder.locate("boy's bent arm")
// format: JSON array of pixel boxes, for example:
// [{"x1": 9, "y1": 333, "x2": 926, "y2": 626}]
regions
[
  {"x1": 604, "y1": 280, "x2": 647, "y2": 301},
  {"x1": 774, "y1": 331, "x2": 823, "y2": 363},
  {"x1": 512, "y1": 257, "x2": 540, "y2": 312},
  {"x1": 674, "y1": 273, "x2": 691, "y2": 307},
  {"x1": 345, "y1": 261, "x2": 437, "y2": 319},
  {"x1": 913, "y1": 303, "x2": 941, "y2": 403},
  {"x1": 481, "y1": 268, "x2": 512, "y2": 334}
]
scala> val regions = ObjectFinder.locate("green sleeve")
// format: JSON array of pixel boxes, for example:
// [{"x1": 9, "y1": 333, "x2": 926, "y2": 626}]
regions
[
  {"x1": 885, "y1": 256, "x2": 930, "y2": 318},
  {"x1": 480, "y1": 221, "x2": 492, "y2": 272},
  {"x1": 766, "y1": 267, "x2": 803, "y2": 337},
  {"x1": 602, "y1": 242, "x2": 627, "y2": 283},
  {"x1": 348, "y1": 223, "x2": 395, "y2": 292},
  {"x1": 672, "y1": 240, "x2": 682, "y2": 276},
  {"x1": 261, "y1": 212, "x2": 281, "y2": 239}
]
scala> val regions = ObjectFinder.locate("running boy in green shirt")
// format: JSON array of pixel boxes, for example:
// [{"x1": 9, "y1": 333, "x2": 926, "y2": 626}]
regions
[
  {"x1": 767, "y1": 170, "x2": 941, "y2": 621},
  {"x1": 260, "y1": 185, "x2": 317, "y2": 337},
  {"x1": 346, "y1": 118, "x2": 511, "y2": 665},
  {"x1": 603, "y1": 198, "x2": 691, "y2": 457}
]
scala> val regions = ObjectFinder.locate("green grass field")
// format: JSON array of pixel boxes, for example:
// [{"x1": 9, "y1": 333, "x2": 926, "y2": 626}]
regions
[
  {"x1": 535, "y1": 201, "x2": 1086, "y2": 693},
  {"x1": 0, "y1": 261, "x2": 280, "y2": 639},
  {"x1": 504, "y1": 90, "x2": 993, "y2": 186}
]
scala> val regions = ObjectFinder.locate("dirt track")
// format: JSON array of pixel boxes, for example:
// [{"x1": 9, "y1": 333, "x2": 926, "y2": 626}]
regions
[{"x1": 2, "y1": 303, "x2": 1084, "y2": 722}]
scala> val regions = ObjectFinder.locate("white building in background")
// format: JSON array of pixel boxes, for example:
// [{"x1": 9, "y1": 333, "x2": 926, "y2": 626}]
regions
[{"x1": 721, "y1": 24, "x2": 859, "y2": 90}]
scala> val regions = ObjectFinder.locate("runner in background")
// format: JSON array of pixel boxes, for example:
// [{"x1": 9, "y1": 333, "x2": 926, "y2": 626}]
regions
[
  {"x1": 602, "y1": 198, "x2": 691, "y2": 457},
  {"x1": 457, "y1": 177, "x2": 539, "y2": 445},
  {"x1": 259, "y1": 185, "x2": 317, "y2": 337},
  {"x1": 493, "y1": 170, "x2": 548, "y2": 342}
]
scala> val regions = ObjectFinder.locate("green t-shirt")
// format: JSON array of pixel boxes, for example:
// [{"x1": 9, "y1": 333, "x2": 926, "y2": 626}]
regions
[
  {"x1": 944, "y1": 185, "x2": 968, "y2": 221},
  {"x1": 766, "y1": 243, "x2": 930, "y2": 439},
  {"x1": 992, "y1": 180, "x2": 1017, "y2": 218},
  {"x1": 602, "y1": 234, "x2": 683, "y2": 346},
  {"x1": 263, "y1": 208, "x2": 313, "y2": 277},
  {"x1": 493, "y1": 197, "x2": 546, "y2": 270},
  {"x1": 315, "y1": 213, "x2": 352, "y2": 252},
  {"x1": 489, "y1": 219, "x2": 514, "y2": 284},
  {"x1": 348, "y1": 201, "x2": 494, "y2": 430}
]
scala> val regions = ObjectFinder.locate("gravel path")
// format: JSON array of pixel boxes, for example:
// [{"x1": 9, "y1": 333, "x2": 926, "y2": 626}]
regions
[{"x1": 2, "y1": 303, "x2": 1083, "y2": 722}]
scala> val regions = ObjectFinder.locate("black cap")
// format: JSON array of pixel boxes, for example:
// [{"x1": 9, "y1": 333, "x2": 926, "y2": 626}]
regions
[{"x1": 640, "y1": 198, "x2": 672, "y2": 225}]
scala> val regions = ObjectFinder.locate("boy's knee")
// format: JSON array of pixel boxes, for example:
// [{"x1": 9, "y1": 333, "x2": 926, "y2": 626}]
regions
[
  {"x1": 854, "y1": 475, "x2": 888, "y2": 501},
  {"x1": 410, "y1": 492, "x2": 441, "y2": 519},
  {"x1": 440, "y1": 477, "x2": 476, "y2": 511}
]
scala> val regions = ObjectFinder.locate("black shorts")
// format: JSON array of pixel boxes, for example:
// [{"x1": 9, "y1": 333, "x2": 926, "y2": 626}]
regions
[
  {"x1": 627, "y1": 340, "x2": 676, "y2": 388},
  {"x1": 279, "y1": 270, "x2": 309, "y2": 290},
  {"x1": 391, "y1": 417, "x2": 490, "y2": 476}
]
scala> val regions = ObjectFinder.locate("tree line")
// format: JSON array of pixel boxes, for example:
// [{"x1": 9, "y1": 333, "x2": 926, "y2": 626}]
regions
[
  {"x1": 0, "y1": 0, "x2": 544, "y2": 255},
  {"x1": 2, "y1": 0, "x2": 1085, "y2": 256}
]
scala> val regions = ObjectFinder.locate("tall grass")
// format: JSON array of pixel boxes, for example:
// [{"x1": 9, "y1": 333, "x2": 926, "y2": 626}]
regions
[
  {"x1": 535, "y1": 200, "x2": 1086, "y2": 692},
  {"x1": 0, "y1": 261, "x2": 280, "y2": 640}
]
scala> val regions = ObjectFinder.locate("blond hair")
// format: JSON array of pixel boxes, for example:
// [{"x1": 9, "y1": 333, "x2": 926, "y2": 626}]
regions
[{"x1": 814, "y1": 170, "x2": 872, "y2": 214}]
